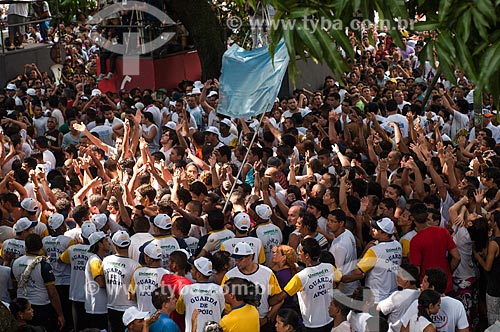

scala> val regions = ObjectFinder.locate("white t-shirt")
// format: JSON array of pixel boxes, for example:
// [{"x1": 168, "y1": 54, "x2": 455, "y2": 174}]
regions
[
  {"x1": 0, "y1": 266, "x2": 12, "y2": 303},
  {"x1": 102, "y1": 254, "x2": 140, "y2": 311},
  {"x1": 33, "y1": 116, "x2": 48, "y2": 137},
  {"x1": 205, "y1": 229, "x2": 235, "y2": 254},
  {"x1": 222, "y1": 265, "x2": 282, "y2": 318},
  {"x1": 128, "y1": 233, "x2": 154, "y2": 262},
  {"x1": 251, "y1": 222, "x2": 283, "y2": 266},
  {"x1": 332, "y1": 321, "x2": 351, "y2": 332},
  {"x1": 401, "y1": 296, "x2": 469, "y2": 332},
  {"x1": 348, "y1": 311, "x2": 372, "y2": 332},
  {"x1": 131, "y1": 266, "x2": 169, "y2": 313},
  {"x1": 329, "y1": 229, "x2": 359, "y2": 296},
  {"x1": 452, "y1": 226, "x2": 478, "y2": 281},
  {"x1": 42, "y1": 235, "x2": 73, "y2": 285},
  {"x1": 60, "y1": 243, "x2": 92, "y2": 302},
  {"x1": 385, "y1": 113, "x2": 409, "y2": 137},
  {"x1": 90, "y1": 124, "x2": 114, "y2": 147},
  {"x1": 450, "y1": 109, "x2": 469, "y2": 140},
  {"x1": 284, "y1": 263, "x2": 342, "y2": 328},
  {"x1": 357, "y1": 240, "x2": 402, "y2": 303},
  {"x1": 177, "y1": 282, "x2": 225, "y2": 332},
  {"x1": 151, "y1": 235, "x2": 183, "y2": 269},
  {"x1": 377, "y1": 288, "x2": 420, "y2": 332},
  {"x1": 105, "y1": 117, "x2": 123, "y2": 128}
]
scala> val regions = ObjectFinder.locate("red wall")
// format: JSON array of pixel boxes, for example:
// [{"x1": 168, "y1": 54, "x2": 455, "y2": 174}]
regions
[{"x1": 97, "y1": 51, "x2": 202, "y2": 93}]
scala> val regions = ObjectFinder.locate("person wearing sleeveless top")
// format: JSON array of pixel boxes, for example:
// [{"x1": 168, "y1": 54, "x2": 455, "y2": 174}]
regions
[
  {"x1": 474, "y1": 210, "x2": 500, "y2": 325},
  {"x1": 401, "y1": 289, "x2": 441, "y2": 332}
]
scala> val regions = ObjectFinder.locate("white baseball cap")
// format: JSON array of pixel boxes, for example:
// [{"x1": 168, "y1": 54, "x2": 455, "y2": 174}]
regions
[
  {"x1": 88, "y1": 231, "x2": 106, "y2": 246},
  {"x1": 191, "y1": 87, "x2": 202, "y2": 95},
  {"x1": 207, "y1": 91, "x2": 218, "y2": 98},
  {"x1": 6, "y1": 83, "x2": 16, "y2": 91},
  {"x1": 20, "y1": 198, "x2": 39, "y2": 213},
  {"x1": 165, "y1": 121, "x2": 176, "y2": 131},
  {"x1": 13, "y1": 217, "x2": 37, "y2": 233},
  {"x1": 233, "y1": 212, "x2": 251, "y2": 232},
  {"x1": 111, "y1": 230, "x2": 131, "y2": 248},
  {"x1": 81, "y1": 221, "x2": 97, "y2": 239},
  {"x1": 203, "y1": 126, "x2": 220, "y2": 136},
  {"x1": 371, "y1": 217, "x2": 395, "y2": 235},
  {"x1": 143, "y1": 242, "x2": 162, "y2": 260},
  {"x1": 255, "y1": 204, "x2": 272, "y2": 220},
  {"x1": 231, "y1": 242, "x2": 254, "y2": 259},
  {"x1": 26, "y1": 88, "x2": 36, "y2": 96},
  {"x1": 220, "y1": 118, "x2": 232, "y2": 127},
  {"x1": 153, "y1": 214, "x2": 172, "y2": 230},
  {"x1": 122, "y1": 306, "x2": 148, "y2": 326},
  {"x1": 91, "y1": 89, "x2": 101, "y2": 97},
  {"x1": 193, "y1": 257, "x2": 213, "y2": 277},
  {"x1": 47, "y1": 213, "x2": 65, "y2": 231},
  {"x1": 91, "y1": 214, "x2": 108, "y2": 230}
]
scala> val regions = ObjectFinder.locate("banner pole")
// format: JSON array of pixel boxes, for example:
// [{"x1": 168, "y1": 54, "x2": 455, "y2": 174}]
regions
[{"x1": 222, "y1": 106, "x2": 269, "y2": 213}]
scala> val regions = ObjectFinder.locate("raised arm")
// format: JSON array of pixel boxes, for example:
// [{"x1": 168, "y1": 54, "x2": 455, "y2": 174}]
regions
[{"x1": 328, "y1": 112, "x2": 338, "y2": 144}]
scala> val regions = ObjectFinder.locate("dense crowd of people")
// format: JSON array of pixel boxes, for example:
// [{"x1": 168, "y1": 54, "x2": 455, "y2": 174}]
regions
[{"x1": 0, "y1": 3, "x2": 500, "y2": 332}]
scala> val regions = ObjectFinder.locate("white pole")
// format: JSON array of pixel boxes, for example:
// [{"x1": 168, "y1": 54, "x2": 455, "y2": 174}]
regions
[{"x1": 222, "y1": 108, "x2": 268, "y2": 213}]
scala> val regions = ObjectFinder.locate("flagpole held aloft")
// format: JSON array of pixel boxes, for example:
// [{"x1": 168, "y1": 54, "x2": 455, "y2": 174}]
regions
[{"x1": 222, "y1": 107, "x2": 268, "y2": 213}]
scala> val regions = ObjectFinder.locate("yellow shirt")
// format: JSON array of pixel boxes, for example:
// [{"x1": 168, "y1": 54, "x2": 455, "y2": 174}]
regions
[{"x1": 220, "y1": 304, "x2": 260, "y2": 332}]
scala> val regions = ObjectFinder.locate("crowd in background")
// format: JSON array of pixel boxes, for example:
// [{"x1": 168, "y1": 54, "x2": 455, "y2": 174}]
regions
[{"x1": 0, "y1": 6, "x2": 499, "y2": 332}]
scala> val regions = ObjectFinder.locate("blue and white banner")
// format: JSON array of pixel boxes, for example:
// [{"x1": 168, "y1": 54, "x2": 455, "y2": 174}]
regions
[{"x1": 217, "y1": 39, "x2": 289, "y2": 119}]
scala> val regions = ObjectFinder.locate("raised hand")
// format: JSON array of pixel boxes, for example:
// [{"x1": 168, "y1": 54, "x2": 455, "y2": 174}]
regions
[
  {"x1": 360, "y1": 196, "x2": 369, "y2": 213},
  {"x1": 73, "y1": 122, "x2": 86, "y2": 132},
  {"x1": 134, "y1": 109, "x2": 142, "y2": 125},
  {"x1": 208, "y1": 154, "x2": 217, "y2": 168},
  {"x1": 379, "y1": 158, "x2": 388, "y2": 172},
  {"x1": 474, "y1": 189, "x2": 485, "y2": 204},
  {"x1": 139, "y1": 137, "x2": 148, "y2": 150}
]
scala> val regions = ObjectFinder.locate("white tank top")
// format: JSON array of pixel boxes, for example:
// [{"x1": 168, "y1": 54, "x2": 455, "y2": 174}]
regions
[
  {"x1": 102, "y1": 254, "x2": 140, "y2": 311},
  {"x1": 42, "y1": 235, "x2": 73, "y2": 285}
]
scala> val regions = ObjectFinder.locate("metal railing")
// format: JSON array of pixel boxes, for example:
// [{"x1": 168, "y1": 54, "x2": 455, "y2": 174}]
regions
[{"x1": 0, "y1": 0, "x2": 54, "y2": 54}]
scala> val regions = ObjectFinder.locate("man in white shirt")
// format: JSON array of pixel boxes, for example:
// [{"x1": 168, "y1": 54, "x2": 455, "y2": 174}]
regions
[
  {"x1": 103, "y1": 107, "x2": 123, "y2": 128},
  {"x1": 34, "y1": 137, "x2": 56, "y2": 171},
  {"x1": 400, "y1": 268, "x2": 469, "y2": 332},
  {"x1": 377, "y1": 264, "x2": 420, "y2": 332},
  {"x1": 327, "y1": 209, "x2": 359, "y2": 296},
  {"x1": 90, "y1": 114, "x2": 114, "y2": 147}
]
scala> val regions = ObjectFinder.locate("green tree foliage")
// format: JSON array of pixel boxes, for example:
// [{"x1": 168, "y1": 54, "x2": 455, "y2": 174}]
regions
[{"x1": 235, "y1": 0, "x2": 500, "y2": 114}]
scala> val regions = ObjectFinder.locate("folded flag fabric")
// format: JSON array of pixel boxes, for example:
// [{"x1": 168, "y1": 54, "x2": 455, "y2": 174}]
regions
[{"x1": 217, "y1": 39, "x2": 289, "y2": 119}]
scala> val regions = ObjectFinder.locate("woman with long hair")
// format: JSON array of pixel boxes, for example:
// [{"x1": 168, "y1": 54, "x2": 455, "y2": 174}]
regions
[
  {"x1": 220, "y1": 277, "x2": 261, "y2": 332},
  {"x1": 401, "y1": 289, "x2": 441, "y2": 332},
  {"x1": 270, "y1": 245, "x2": 298, "y2": 310}
]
